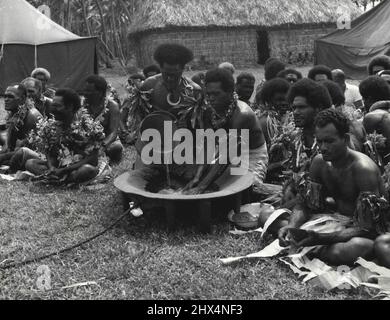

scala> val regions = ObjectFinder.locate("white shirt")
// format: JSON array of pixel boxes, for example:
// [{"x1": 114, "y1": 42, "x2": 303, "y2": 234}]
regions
[{"x1": 345, "y1": 83, "x2": 362, "y2": 107}]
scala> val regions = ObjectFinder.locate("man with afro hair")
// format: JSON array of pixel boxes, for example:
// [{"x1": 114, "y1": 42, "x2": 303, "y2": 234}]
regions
[
  {"x1": 307, "y1": 65, "x2": 333, "y2": 82},
  {"x1": 359, "y1": 76, "x2": 390, "y2": 113},
  {"x1": 260, "y1": 108, "x2": 390, "y2": 268},
  {"x1": 122, "y1": 44, "x2": 202, "y2": 147},
  {"x1": 132, "y1": 44, "x2": 202, "y2": 129},
  {"x1": 277, "y1": 68, "x2": 303, "y2": 84},
  {"x1": 368, "y1": 55, "x2": 390, "y2": 76}
]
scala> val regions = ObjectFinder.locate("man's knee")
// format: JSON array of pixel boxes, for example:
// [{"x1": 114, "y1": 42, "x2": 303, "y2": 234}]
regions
[
  {"x1": 323, "y1": 238, "x2": 374, "y2": 266},
  {"x1": 374, "y1": 234, "x2": 390, "y2": 268},
  {"x1": 25, "y1": 159, "x2": 46, "y2": 175}
]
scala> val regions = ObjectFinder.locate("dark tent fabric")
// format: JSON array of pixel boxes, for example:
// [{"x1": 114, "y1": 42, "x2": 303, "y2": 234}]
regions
[
  {"x1": 315, "y1": 0, "x2": 390, "y2": 80},
  {"x1": 0, "y1": 0, "x2": 98, "y2": 93}
]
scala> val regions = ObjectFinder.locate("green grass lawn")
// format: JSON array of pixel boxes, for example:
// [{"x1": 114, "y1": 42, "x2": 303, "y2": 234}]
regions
[{"x1": 0, "y1": 66, "x2": 374, "y2": 300}]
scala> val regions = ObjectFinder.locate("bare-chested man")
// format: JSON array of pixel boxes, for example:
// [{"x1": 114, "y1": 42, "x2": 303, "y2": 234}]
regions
[
  {"x1": 126, "y1": 44, "x2": 202, "y2": 151},
  {"x1": 138, "y1": 44, "x2": 202, "y2": 123},
  {"x1": 21, "y1": 77, "x2": 52, "y2": 116},
  {"x1": 263, "y1": 109, "x2": 390, "y2": 268},
  {"x1": 0, "y1": 84, "x2": 41, "y2": 172},
  {"x1": 183, "y1": 68, "x2": 268, "y2": 194},
  {"x1": 83, "y1": 75, "x2": 123, "y2": 163}
]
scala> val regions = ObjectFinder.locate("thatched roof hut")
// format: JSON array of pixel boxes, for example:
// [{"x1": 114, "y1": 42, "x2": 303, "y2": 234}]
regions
[{"x1": 129, "y1": 0, "x2": 362, "y2": 68}]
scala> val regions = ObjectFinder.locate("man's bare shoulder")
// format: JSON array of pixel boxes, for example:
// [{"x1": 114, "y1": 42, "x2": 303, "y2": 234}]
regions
[
  {"x1": 363, "y1": 110, "x2": 389, "y2": 131},
  {"x1": 140, "y1": 74, "x2": 162, "y2": 91},
  {"x1": 27, "y1": 107, "x2": 42, "y2": 120},
  {"x1": 235, "y1": 100, "x2": 258, "y2": 126},
  {"x1": 237, "y1": 100, "x2": 256, "y2": 116},
  {"x1": 350, "y1": 150, "x2": 380, "y2": 173}
]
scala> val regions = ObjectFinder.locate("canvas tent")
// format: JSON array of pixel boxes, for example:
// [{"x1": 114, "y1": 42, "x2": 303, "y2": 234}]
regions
[
  {"x1": 0, "y1": 0, "x2": 98, "y2": 93},
  {"x1": 315, "y1": 0, "x2": 390, "y2": 80}
]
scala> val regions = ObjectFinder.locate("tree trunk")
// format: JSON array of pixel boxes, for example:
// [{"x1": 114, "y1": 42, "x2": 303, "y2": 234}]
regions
[
  {"x1": 80, "y1": 0, "x2": 92, "y2": 36},
  {"x1": 93, "y1": 0, "x2": 112, "y2": 68}
]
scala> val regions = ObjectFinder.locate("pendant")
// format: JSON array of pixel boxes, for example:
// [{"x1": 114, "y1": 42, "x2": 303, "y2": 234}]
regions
[{"x1": 167, "y1": 93, "x2": 181, "y2": 106}]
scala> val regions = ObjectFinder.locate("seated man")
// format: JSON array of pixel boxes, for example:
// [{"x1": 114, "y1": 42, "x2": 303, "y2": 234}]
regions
[
  {"x1": 264, "y1": 109, "x2": 390, "y2": 268},
  {"x1": 236, "y1": 72, "x2": 256, "y2": 106},
  {"x1": 183, "y1": 68, "x2": 268, "y2": 194},
  {"x1": 307, "y1": 65, "x2": 333, "y2": 82},
  {"x1": 25, "y1": 88, "x2": 105, "y2": 184},
  {"x1": 332, "y1": 69, "x2": 363, "y2": 110},
  {"x1": 83, "y1": 75, "x2": 123, "y2": 163},
  {"x1": 126, "y1": 43, "x2": 202, "y2": 141},
  {"x1": 21, "y1": 77, "x2": 52, "y2": 116},
  {"x1": 31, "y1": 67, "x2": 56, "y2": 99},
  {"x1": 368, "y1": 55, "x2": 390, "y2": 76},
  {"x1": 276, "y1": 68, "x2": 303, "y2": 84},
  {"x1": 0, "y1": 84, "x2": 41, "y2": 172}
]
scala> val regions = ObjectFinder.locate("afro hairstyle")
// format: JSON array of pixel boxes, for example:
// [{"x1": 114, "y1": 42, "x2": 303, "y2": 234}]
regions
[
  {"x1": 31, "y1": 68, "x2": 51, "y2": 81},
  {"x1": 264, "y1": 59, "x2": 286, "y2": 81},
  {"x1": 205, "y1": 68, "x2": 235, "y2": 93},
  {"x1": 320, "y1": 80, "x2": 345, "y2": 107},
  {"x1": 368, "y1": 55, "x2": 390, "y2": 75},
  {"x1": 308, "y1": 65, "x2": 333, "y2": 81},
  {"x1": 287, "y1": 78, "x2": 332, "y2": 110},
  {"x1": 258, "y1": 78, "x2": 290, "y2": 104},
  {"x1": 277, "y1": 68, "x2": 303, "y2": 81},
  {"x1": 85, "y1": 75, "x2": 108, "y2": 95},
  {"x1": 236, "y1": 72, "x2": 256, "y2": 84},
  {"x1": 153, "y1": 43, "x2": 194, "y2": 68},
  {"x1": 359, "y1": 76, "x2": 390, "y2": 102},
  {"x1": 315, "y1": 108, "x2": 349, "y2": 137}
]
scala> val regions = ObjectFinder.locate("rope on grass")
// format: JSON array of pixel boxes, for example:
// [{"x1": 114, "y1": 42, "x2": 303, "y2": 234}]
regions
[{"x1": 0, "y1": 203, "x2": 138, "y2": 270}]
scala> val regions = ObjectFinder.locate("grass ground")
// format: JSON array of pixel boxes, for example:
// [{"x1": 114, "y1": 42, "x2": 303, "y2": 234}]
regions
[{"x1": 0, "y1": 65, "x2": 374, "y2": 300}]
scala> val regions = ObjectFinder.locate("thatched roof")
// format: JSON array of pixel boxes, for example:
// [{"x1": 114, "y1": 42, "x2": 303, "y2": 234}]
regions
[{"x1": 129, "y1": 0, "x2": 362, "y2": 34}]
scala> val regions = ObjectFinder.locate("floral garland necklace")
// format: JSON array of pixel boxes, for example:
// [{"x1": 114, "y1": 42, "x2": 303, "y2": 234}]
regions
[
  {"x1": 7, "y1": 101, "x2": 32, "y2": 132},
  {"x1": 209, "y1": 93, "x2": 239, "y2": 130},
  {"x1": 86, "y1": 98, "x2": 109, "y2": 123},
  {"x1": 294, "y1": 129, "x2": 318, "y2": 170}
]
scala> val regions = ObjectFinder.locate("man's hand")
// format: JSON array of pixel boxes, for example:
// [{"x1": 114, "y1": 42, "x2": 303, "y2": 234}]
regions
[
  {"x1": 278, "y1": 226, "x2": 291, "y2": 247},
  {"x1": 289, "y1": 229, "x2": 319, "y2": 248},
  {"x1": 47, "y1": 167, "x2": 66, "y2": 178}
]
